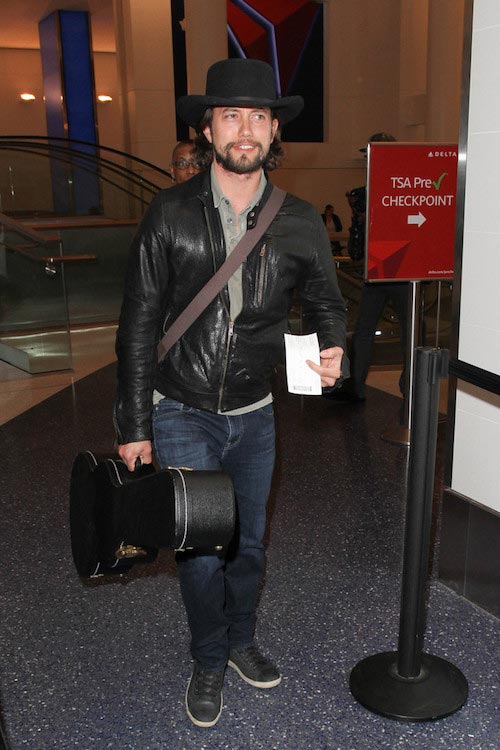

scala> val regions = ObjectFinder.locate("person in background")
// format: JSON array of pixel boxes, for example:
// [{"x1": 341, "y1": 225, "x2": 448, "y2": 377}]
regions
[
  {"x1": 169, "y1": 139, "x2": 205, "y2": 183},
  {"x1": 327, "y1": 132, "x2": 408, "y2": 403},
  {"x1": 321, "y1": 203, "x2": 343, "y2": 255},
  {"x1": 114, "y1": 58, "x2": 347, "y2": 728}
]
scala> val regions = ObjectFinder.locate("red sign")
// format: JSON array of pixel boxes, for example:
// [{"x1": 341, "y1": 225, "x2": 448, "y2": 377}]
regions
[{"x1": 366, "y1": 143, "x2": 458, "y2": 281}]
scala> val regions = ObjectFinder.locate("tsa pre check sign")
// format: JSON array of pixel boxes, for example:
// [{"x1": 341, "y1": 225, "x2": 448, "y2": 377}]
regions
[{"x1": 366, "y1": 143, "x2": 458, "y2": 282}]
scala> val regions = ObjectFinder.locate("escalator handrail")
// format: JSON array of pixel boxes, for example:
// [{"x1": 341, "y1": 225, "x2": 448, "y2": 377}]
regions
[
  {"x1": 1, "y1": 140, "x2": 167, "y2": 194},
  {"x1": 1, "y1": 145, "x2": 156, "y2": 208},
  {"x1": 0, "y1": 135, "x2": 173, "y2": 182}
]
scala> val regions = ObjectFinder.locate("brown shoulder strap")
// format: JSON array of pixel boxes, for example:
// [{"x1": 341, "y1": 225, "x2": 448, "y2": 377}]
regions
[{"x1": 157, "y1": 186, "x2": 286, "y2": 363}]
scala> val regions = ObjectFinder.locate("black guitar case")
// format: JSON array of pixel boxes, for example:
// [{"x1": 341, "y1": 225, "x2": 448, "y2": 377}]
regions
[{"x1": 70, "y1": 451, "x2": 235, "y2": 578}]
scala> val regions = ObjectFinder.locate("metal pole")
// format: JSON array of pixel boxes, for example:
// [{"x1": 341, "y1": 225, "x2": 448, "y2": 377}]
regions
[
  {"x1": 406, "y1": 281, "x2": 420, "y2": 433},
  {"x1": 350, "y1": 347, "x2": 468, "y2": 720},
  {"x1": 382, "y1": 280, "x2": 420, "y2": 445},
  {"x1": 435, "y1": 281, "x2": 442, "y2": 349},
  {"x1": 397, "y1": 347, "x2": 446, "y2": 677}
]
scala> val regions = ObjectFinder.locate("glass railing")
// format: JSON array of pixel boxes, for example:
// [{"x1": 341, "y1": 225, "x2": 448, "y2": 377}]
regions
[
  {"x1": 0, "y1": 136, "x2": 173, "y2": 372},
  {"x1": 0, "y1": 212, "x2": 140, "y2": 374},
  {"x1": 55, "y1": 222, "x2": 137, "y2": 325},
  {"x1": 0, "y1": 212, "x2": 73, "y2": 372}
]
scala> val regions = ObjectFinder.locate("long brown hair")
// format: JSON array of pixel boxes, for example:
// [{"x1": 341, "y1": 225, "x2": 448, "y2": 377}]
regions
[{"x1": 193, "y1": 108, "x2": 284, "y2": 172}]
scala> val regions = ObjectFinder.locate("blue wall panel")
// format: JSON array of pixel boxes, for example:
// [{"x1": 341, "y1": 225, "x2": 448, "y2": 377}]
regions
[
  {"x1": 39, "y1": 11, "x2": 101, "y2": 215},
  {"x1": 39, "y1": 13, "x2": 70, "y2": 214}
]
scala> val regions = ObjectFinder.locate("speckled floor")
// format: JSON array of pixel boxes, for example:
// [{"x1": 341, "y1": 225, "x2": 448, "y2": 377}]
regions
[{"x1": 0, "y1": 364, "x2": 498, "y2": 750}]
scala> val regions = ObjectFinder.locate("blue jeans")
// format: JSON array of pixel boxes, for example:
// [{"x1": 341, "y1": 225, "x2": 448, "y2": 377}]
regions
[{"x1": 152, "y1": 397, "x2": 276, "y2": 670}]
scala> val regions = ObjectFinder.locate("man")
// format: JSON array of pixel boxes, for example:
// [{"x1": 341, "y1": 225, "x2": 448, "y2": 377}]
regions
[
  {"x1": 169, "y1": 139, "x2": 205, "y2": 184},
  {"x1": 115, "y1": 58, "x2": 346, "y2": 728},
  {"x1": 346, "y1": 133, "x2": 395, "y2": 264},
  {"x1": 321, "y1": 203, "x2": 343, "y2": 255}
]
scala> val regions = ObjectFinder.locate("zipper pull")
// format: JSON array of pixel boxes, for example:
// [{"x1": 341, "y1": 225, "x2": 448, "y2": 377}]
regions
[
  {"x1": 259, "y1": 242, "x2": 267, "y2": 257},
  {"x1": 228, "y1": 320, "x2": 234, "y2": 338}
]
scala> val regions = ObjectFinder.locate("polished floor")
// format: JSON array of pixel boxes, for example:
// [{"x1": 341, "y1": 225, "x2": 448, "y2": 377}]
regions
[
  {"x1": 0, "y1": 326, "x2": 118, "y2": 426},
  {"x1": 0, "y1": 333, "x2": 497, "y2": 750}
]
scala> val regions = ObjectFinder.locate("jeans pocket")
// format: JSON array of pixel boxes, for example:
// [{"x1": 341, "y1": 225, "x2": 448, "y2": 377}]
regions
[
  {"x1": 153, "y1": 397, "x2": 194, "y2": 420},
  {"x1": 260, "y1": 402, "x2": 274, "y2": 419}
]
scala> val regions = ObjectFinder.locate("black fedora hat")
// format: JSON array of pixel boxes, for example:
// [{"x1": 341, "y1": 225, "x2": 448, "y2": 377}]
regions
[{"x1": 177, "y1": 58, "x2": 304, "y2": 129}]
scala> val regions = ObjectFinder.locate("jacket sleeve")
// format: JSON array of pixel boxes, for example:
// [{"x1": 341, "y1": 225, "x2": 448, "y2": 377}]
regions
[
  {"x1": 114, "y1": 194, "x2": 171, "y2": 444},
  {"x1": 298, "y1": 210, "x2": 349, "y2": 378}
]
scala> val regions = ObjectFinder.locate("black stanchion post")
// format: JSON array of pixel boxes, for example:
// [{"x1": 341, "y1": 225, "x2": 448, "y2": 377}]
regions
[{"x1": 350, "y1": 347, "x2": 468, "y2": 721}]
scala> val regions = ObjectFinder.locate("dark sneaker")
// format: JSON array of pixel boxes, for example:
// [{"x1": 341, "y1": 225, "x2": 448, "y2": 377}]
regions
[
  {"x1": 228, "y1": 646, "x2": 281, "y2": 689},
  {"x1": 185, "y1": 663, "x2": 224, "y2": 727}
]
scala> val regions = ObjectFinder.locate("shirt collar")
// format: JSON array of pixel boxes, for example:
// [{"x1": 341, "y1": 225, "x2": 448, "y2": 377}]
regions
[{"x1": 210, "y1": 165, "x2": 267, "y2": 212}]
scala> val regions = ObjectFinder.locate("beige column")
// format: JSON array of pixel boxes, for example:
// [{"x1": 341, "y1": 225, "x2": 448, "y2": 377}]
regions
[
  {"x1": 113, "y1": 0, "x2": 176, "y2": 173},
  {"x1": 184, "y1": 0, "x2": 227, "y2": 96},
  {"x1": 425, "y1": 0, "x2": 465, "y2": 142},
  {"x1": 398, "y1": 0, "x2": 429, "y2": 142}
]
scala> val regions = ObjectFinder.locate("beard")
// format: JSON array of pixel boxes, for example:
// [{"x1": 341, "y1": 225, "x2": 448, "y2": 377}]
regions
[{"x1": 213, "y1": 140, "x2": 268, "y2": 174}]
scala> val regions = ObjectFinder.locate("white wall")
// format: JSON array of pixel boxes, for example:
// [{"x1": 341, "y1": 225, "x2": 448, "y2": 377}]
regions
[
  {"x1": 458, "y1": 2, "x2": 500, "y2": 376},
  {"x1": 451, "y1": 0, "x2": 500, "y2": 514},
  {"x1": 453, "y1": 382, "x2": 500, "y2": 513}
]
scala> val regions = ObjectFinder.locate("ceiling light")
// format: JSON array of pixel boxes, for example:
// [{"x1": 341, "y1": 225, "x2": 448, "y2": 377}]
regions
[
  {"x1": 19, "y1": 93, "x2": 36, "y2": 102},
  {"x1": 97, "y1": 94, "x2": 113, "y2": 103}
]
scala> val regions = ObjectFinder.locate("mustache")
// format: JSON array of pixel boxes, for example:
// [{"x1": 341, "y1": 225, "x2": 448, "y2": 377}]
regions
[{"x1": 225, "y1": 140, "x2": 262, "y2": 151}]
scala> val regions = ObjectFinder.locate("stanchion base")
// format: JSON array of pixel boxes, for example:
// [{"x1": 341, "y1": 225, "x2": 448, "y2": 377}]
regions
[
  {"x1": 381, "y1": 425, "x2": 411, "y2": 446},
  {"x1": 350, "y1": 652, "x2": 468, "y2": 721}
]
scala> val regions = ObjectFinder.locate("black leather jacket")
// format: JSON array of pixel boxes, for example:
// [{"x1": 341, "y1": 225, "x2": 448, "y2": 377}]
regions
[{"x1": 115, "y1": 170, "x2": 347, "y2": 444}]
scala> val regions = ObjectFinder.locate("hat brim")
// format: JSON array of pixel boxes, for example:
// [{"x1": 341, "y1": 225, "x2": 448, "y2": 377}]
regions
[{"x1": 177, "y1": 94, "x2": 304, "y2": 129}]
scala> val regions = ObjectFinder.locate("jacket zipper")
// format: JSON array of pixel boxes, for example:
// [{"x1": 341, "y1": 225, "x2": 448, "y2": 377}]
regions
[
  {"x1": 206, "y1": 203, "x2": 233, "y2": 411},
  {"x1": 202, "y1": 201, "x2": 235, "y2": 411},
  {"x1": 218, "y1": 320, "x2": 234, "y2": 411},
  {"x1": 256, "y1": 243, "x2": 267, "y2": 306}
]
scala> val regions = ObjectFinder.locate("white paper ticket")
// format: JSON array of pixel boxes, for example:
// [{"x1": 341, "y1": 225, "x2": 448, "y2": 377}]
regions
[{"x1": 284, "y1": 333, "x2": 322, "y2": 395}]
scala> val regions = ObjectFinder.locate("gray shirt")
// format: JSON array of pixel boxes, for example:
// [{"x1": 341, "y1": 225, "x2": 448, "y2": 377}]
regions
[
  {"x1": 211, "y1": 167, "x2": 272, "y2": 415},
  {"x1": 210, "y1": 166, "x2": 266, "y2": 321}
]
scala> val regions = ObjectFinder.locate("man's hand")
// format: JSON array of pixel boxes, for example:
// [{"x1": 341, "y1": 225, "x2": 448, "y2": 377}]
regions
[
  {"x1": 118, "y1": 440, "x2": 153, "y2": 472},
  {"x1": 306, "y1": 346, "x2": 344, "y2": 388}
]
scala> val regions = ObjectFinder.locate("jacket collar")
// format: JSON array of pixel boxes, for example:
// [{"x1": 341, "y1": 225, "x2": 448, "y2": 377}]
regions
[
  {"x1": 196, "y1": 166, "x2": 273, "y2": 224},
  {"x1": 210, "y1": 165, "x2": 267, "y2": 212}
]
